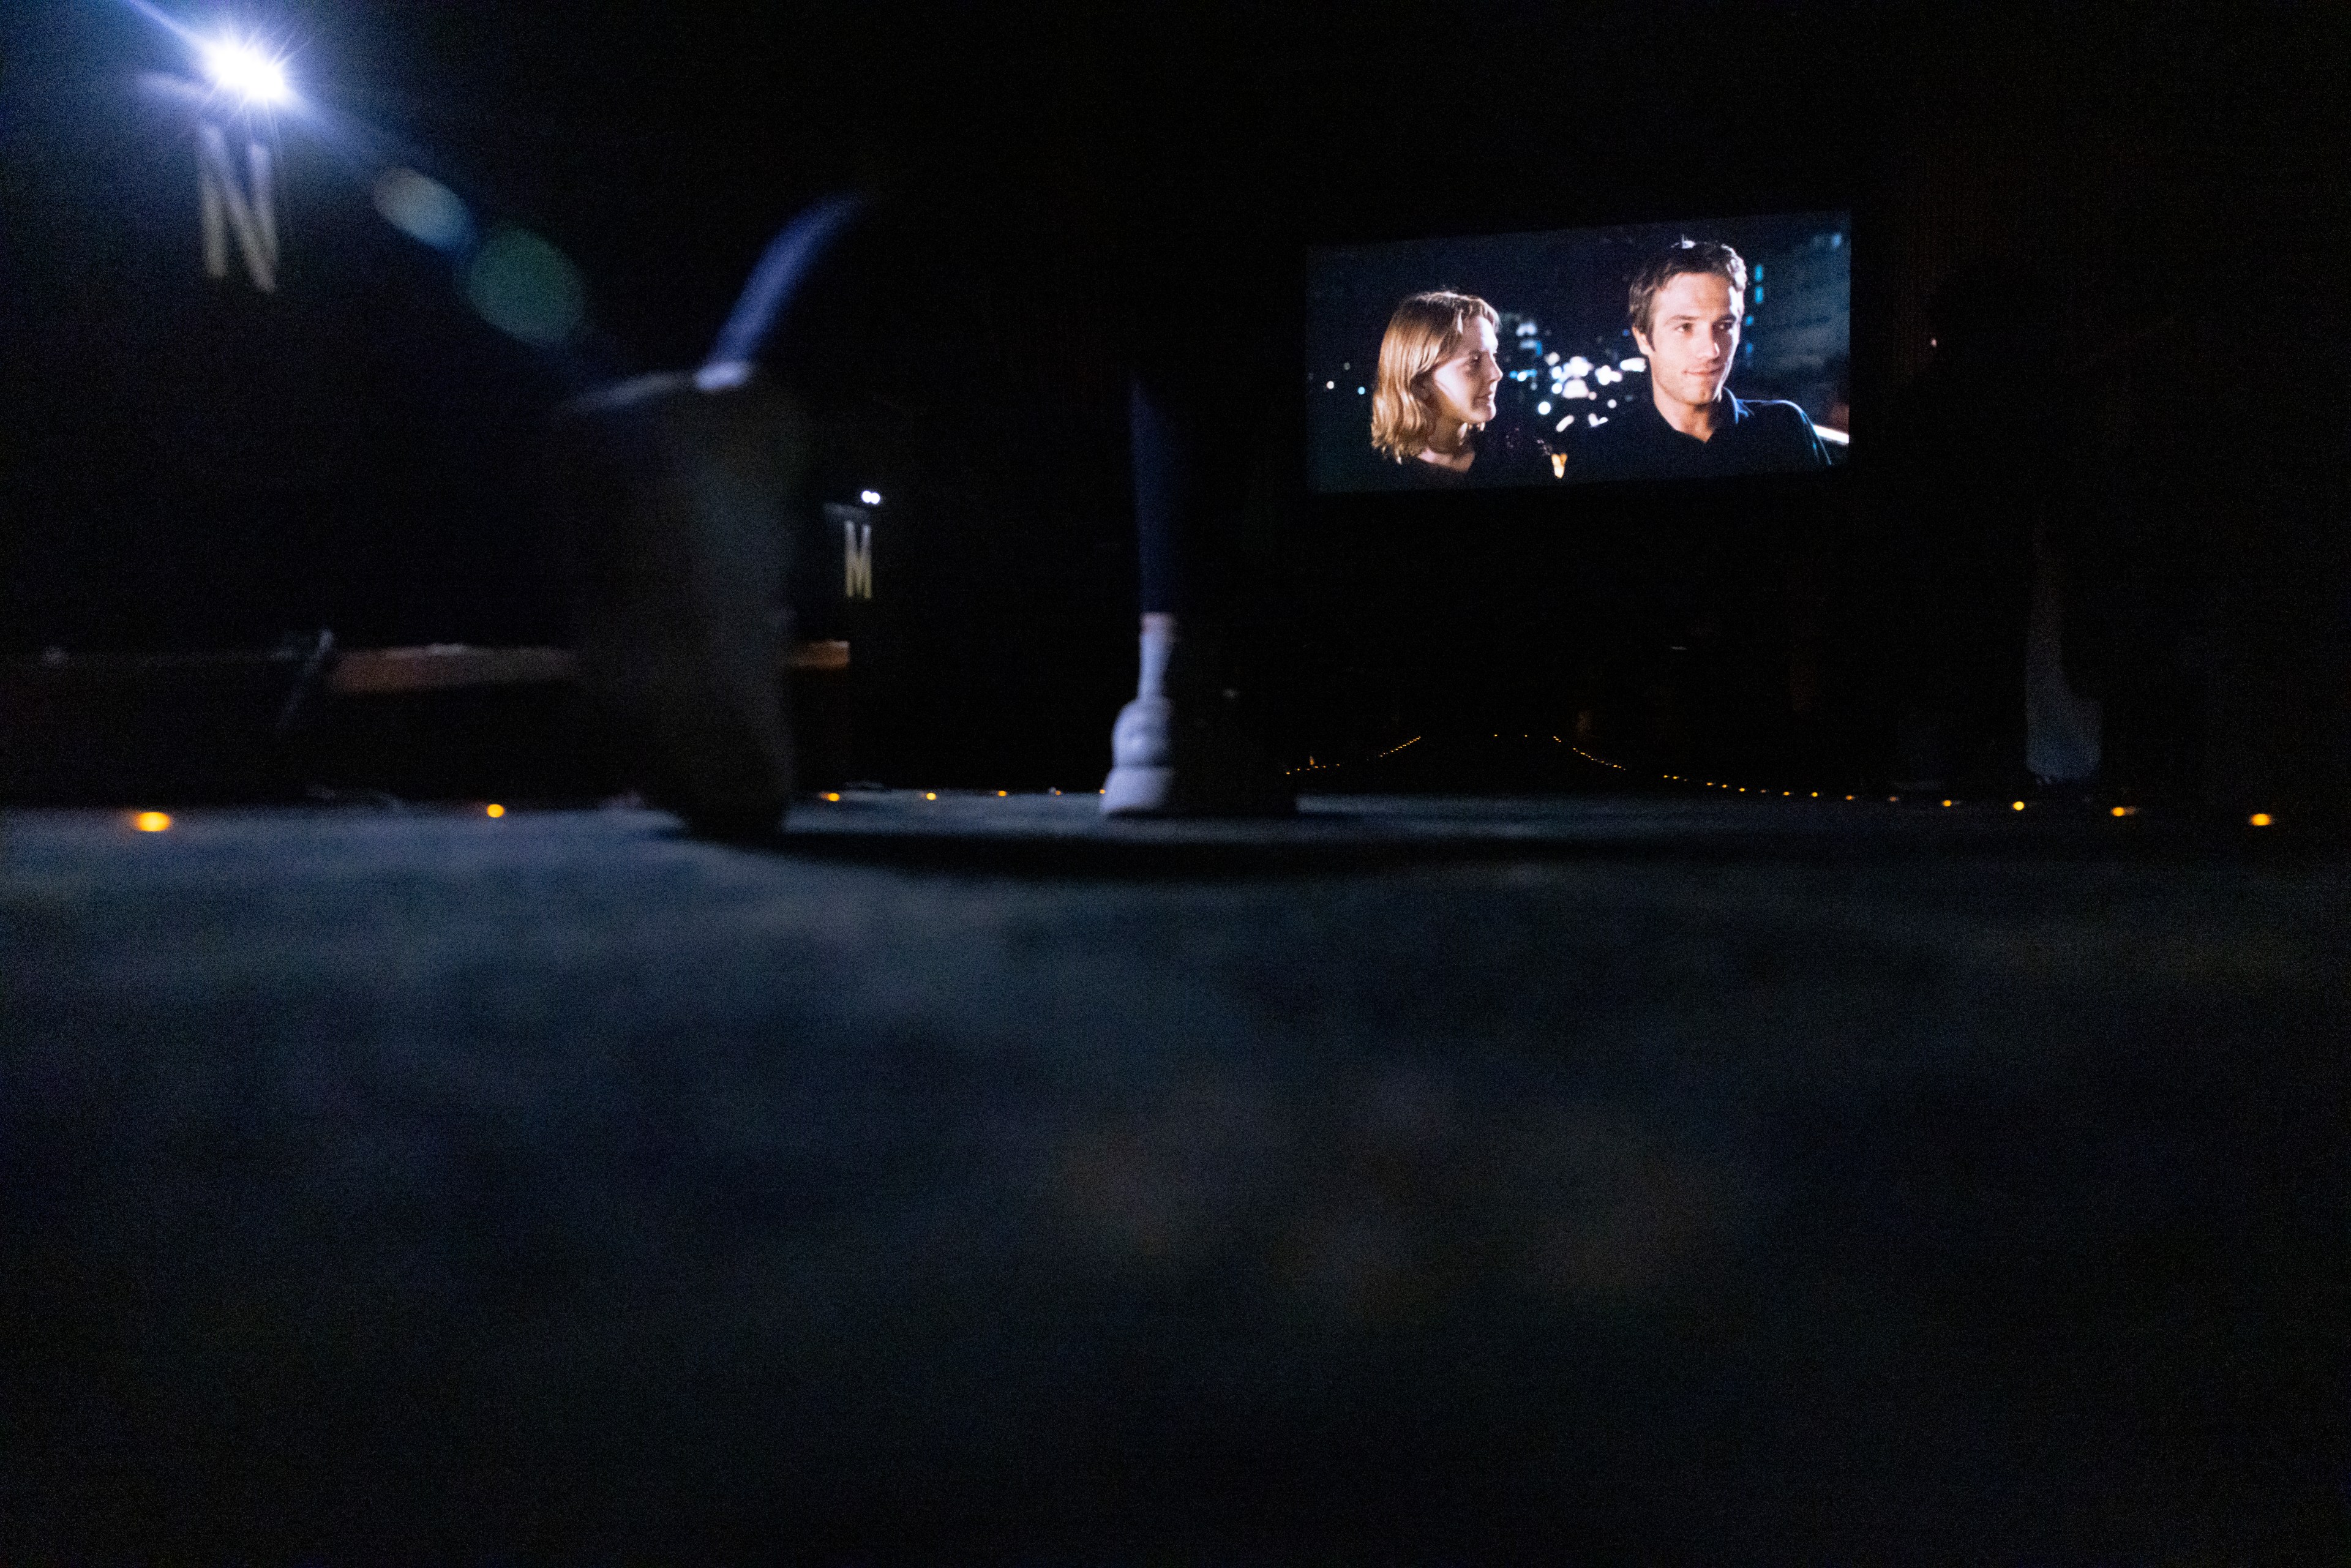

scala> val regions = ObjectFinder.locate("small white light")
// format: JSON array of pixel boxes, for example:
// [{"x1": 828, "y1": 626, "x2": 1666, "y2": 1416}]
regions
[
  {"x1": 859, "y1": 489, "x2": 882, "y2": 506},
  {"x1": 1536, "y1": 400, "x2": 1551, "y2": 415},
  {"x1": 201, "y1": 38, "x2": 291, "y2": 105}
]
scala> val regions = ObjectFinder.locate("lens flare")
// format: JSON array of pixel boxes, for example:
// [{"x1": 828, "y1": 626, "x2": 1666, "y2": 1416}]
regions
[
  {"x1": 373, "y1": 168, "x2": 473, "y2": 250},
  {"x1": 464, "y1": 226, "x2": 587, "y2": 346}
]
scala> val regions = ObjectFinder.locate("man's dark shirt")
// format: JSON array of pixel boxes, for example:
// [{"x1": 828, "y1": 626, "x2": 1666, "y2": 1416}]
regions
[{"x1": 1572, "y1": 384, "x2": 1828, "y2": 483}]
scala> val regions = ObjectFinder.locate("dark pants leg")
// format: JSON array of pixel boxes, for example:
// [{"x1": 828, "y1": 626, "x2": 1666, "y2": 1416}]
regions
[{"x1": 1127, "y1": 230, "x2": 1288, "y2": 629}]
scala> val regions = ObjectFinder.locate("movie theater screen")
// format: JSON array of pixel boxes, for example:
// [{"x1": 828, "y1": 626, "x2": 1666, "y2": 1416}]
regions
[{"x1": 1307, "y1": 212, "x2": 1849, "y2": 493}]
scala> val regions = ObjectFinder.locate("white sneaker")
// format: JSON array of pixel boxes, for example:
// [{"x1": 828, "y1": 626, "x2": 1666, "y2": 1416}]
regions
[
  {"x1": 1100, "y1": 617, "x2": 1292, "y2": 817},
  {"x1": 1101, "y1": 694, "x2": 1176, "y2": 812}
]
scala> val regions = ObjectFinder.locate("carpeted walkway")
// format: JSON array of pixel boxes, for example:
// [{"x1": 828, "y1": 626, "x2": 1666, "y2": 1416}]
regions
[{"x1": 3, "y1": 795, "x2": 2344, "y2": 1559}]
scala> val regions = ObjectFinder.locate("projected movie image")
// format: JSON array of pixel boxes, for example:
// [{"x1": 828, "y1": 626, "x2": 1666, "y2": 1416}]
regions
[{"x1": 1308, "y1": 212, "x2": 1849, "y2": 492}]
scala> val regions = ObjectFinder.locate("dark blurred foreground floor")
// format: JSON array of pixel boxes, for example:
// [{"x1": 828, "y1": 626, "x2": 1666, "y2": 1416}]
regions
[{"x1": 3, "y1": 794, "x2": 2345, "y2": 1561}]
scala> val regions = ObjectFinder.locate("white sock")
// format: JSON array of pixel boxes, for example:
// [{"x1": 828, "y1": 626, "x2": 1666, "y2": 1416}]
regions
[{"x1": 1136, "y1": 612, "x2": 1177, "y2": 700}]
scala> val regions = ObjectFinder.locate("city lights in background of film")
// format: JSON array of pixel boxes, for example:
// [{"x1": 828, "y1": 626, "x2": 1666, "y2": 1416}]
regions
[{"x1": 122, "y1": 0, "x2": 588, "y2": 345}]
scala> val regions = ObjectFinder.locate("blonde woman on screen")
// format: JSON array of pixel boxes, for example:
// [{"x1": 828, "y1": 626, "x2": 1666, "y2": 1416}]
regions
[{"x1": 1370, "y1": 290, "x2": 1501, "y2": 475}]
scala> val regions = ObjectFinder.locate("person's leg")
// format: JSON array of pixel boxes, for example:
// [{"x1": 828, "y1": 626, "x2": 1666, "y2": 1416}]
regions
[
  {"x1": 1101, "y1": 225, "x2": 1295, "y2": 814},
  {"x1": 544, "y1": 200, "x2": 866, "y2": 838},
  {"x1": 547, "y1": 371, "x2": 800, "y2": 838}
]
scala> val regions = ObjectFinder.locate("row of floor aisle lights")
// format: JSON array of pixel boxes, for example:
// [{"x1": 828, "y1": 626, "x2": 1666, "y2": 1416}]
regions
[
  {"x1": 1272, "y1": 728, "x2": 2288, "y2": 828},
  {"x1": 114, "y1": 796, "x2": 2282, "y2": 830},
  {"x1": 1659, "y1": 774, "x2": 2275, "y2": 826},
  {"x1": 108, "y1": 728, "x2": 2279, "y2": 831}
]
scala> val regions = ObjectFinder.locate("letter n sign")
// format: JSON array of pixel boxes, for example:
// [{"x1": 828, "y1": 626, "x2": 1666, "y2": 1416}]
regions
[{"x1": 197, "y1": 122, "x2": 279, "y2": 292}]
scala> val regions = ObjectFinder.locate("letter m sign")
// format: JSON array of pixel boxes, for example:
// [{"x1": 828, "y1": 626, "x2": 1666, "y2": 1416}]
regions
[{"x1": 842, "y1": 515, "x2": 873, "y2": 599}]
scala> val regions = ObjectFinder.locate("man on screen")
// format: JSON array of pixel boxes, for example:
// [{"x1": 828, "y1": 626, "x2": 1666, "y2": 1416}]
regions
[{"x1": 1577, "y1": 238, "x2": 1828, "y2": 482}]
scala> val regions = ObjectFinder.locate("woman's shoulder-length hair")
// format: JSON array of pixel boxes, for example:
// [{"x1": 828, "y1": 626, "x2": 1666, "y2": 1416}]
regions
[{"x1": 1370, "y1": 290, "x2": 1499, "y2": 463}]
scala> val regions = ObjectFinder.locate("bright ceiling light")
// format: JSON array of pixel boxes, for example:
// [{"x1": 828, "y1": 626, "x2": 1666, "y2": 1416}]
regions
[{"x1": 201, "y1": 37, "x2": 291, "y2": 105}]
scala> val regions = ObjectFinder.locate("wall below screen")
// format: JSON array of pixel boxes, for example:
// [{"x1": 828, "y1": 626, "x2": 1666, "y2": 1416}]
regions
[{"x1": 1274, "y1": 473, "x2": 1862, "y2": 793}]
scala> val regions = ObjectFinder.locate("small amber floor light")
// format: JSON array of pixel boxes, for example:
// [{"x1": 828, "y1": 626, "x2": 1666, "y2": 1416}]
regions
[
  {"x1": 2249, "y1": 812, "x2": 2274, "y2": 828},
  {"x1": 133, "y1": 811, "x2": 172, "y2": 833},
  {"x1": 484, "y1": 803, "x2": 506, "y2": 818}
]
